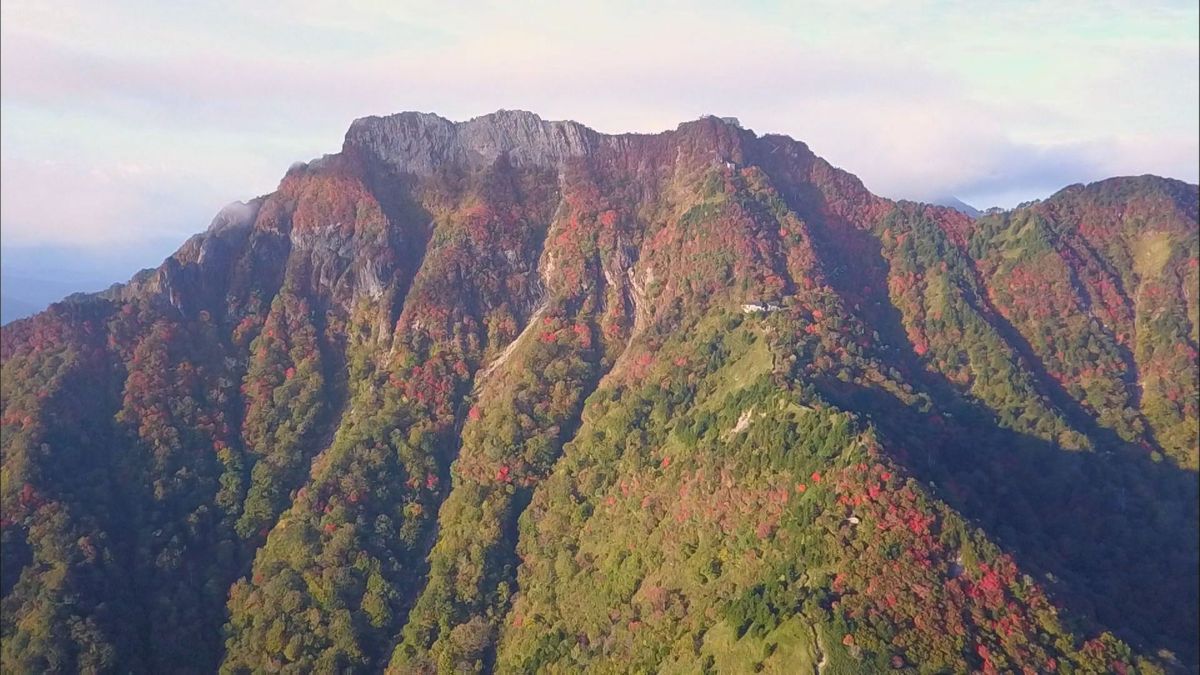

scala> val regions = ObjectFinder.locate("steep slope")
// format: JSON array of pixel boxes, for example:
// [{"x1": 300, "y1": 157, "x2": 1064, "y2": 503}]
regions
[{"x1": 2, "y1": 111, "x2": 1196, "y2": 674}]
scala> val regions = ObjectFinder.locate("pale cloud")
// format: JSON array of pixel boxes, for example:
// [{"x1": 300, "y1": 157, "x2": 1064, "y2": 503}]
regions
[
  {"x1": 1, "y1": 0, "x2": 1197, "y2": 260},
  {"x1": 0, "y1": 156, "x2": 229, "y2": 247}
]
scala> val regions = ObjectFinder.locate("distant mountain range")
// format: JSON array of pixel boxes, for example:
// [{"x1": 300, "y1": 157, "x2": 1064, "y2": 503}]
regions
[
  {"x1": 930, "y1": 195, "x2": 982, "y2": 218},
  {"x1": 0, "y1": 248, "x2": 166, "y2": 324},
  {"x1": 2, "y1": 110, "x2": 1196, "y2": 674}
]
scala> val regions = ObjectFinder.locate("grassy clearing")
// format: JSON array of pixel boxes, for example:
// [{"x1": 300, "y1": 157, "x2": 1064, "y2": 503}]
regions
[{"x1": 1133, "y1": 230, "x2": 1174, "y2": 279}]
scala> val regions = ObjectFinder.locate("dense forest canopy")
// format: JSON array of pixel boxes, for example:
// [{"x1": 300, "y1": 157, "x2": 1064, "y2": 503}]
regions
[{"x1": 2, "y1": 111, "x2": 1197, "y2": 674}]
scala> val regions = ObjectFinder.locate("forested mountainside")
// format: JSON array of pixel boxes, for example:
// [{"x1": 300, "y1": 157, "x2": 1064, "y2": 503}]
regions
[{"x1": 2, "y1": 110, "x2": 1197, "y2": 674}]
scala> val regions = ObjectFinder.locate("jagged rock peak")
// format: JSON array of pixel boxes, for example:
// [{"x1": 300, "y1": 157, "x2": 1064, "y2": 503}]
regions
[
  {"x1": 344, "y1": 109, "x2": 601, "y2": 173},
  {"x1": 342, "y1": 109, "x2": 761, "y2": 174}
]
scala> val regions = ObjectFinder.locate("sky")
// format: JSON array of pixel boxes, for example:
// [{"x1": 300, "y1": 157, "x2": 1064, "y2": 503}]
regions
[{"x1": 1, "y1": 0, "x2": 1198, "y2": 307}]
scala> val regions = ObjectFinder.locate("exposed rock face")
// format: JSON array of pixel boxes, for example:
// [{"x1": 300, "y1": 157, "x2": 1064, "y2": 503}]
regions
[{"x1": 344, "y1": 109, "x2": 599, "y2": 173}]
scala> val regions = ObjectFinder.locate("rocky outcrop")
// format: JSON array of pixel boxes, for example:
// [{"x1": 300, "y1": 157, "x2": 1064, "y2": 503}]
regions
[{"x1": 344, "y1": 109, "x2": 599, "y2": 174}]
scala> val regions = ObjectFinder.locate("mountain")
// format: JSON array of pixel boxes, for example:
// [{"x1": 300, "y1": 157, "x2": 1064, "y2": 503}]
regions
[
  {"x1": 929, "y1": 196, "x2": 982, "y2": 218},
  {"x1": 2, "y1": 110, "x2": 1197, "y2": 674}
]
